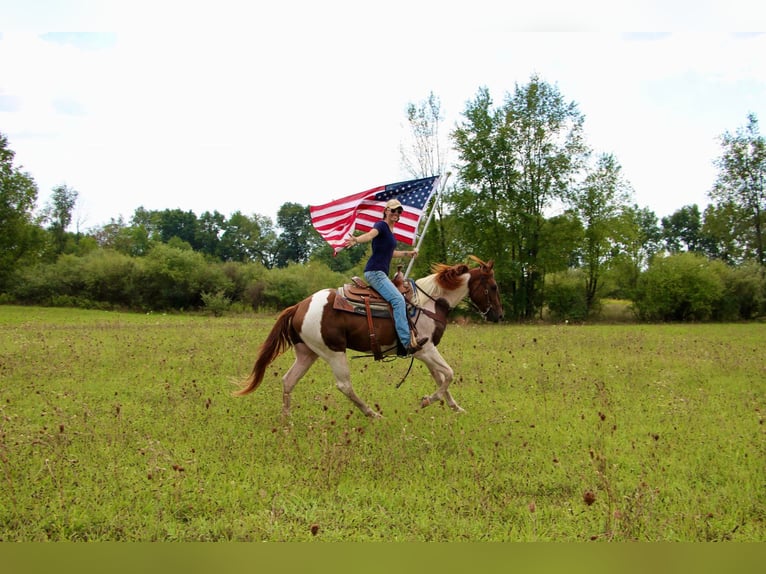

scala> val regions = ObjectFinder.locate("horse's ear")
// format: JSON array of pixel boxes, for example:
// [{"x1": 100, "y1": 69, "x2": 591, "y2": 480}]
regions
[
  {"x1": 468, "y1": 255, "x2": 493, "y2": 272},
  {"x1": 468, "y1": 255, "x2": 494, "y2": 270}
]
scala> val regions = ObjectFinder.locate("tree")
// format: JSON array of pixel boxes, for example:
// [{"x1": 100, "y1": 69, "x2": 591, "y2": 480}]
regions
[
  {"x1": 131, "y1": 206, "x2": 159, "y2": 234},
  {"x1": 45, "y1": 184, "x2": 79, "y2": 254},
  {"x1": 700, "y1": 201, "x2": 750, "y2": 264},
  {"x1": 451, "y1": 76, "x2": 589, "y2": 319},
  {"x1": 156, "y1": 208, "x2": 199, "y2": 247},
  {"x1": 539, "y1": 210, "x2": 584, "y2": 275},
  {"x1": 662, "y1": 204, "x2": 703, "y2": 254},
  {"x1": 401, "y1": 91, "x2": 446, "y2": 180},
  {"x1": 196, "y1": 210, "x2": 226, "y2": 258},
  {"x1": 609, "y1": 205, "x2": 662, "y2": 299},
  {"x1": 92, "y1": 216, "x2": 152, "y2": 256},
  {"x1": 711, "y1": 113, "x2": 766, "y2": 265},
  {"x1": 449, "y1": 87, "x2": 505, "y2": 266},
  {"x1": 568, "y1": 153, "x2": 633, "y2": 314},
  {"x1": 274, "y1": 203, "x2": 318, "y2": 267},
  {"x1": 400, "y1": 92, "x2": 450, "y2": 271},
  {"x1": 218, "y1": 211, "x2": 277, "y2": 266},
  {"x1": 0, "y1": 132, "x2": 44, "y2": 290}
]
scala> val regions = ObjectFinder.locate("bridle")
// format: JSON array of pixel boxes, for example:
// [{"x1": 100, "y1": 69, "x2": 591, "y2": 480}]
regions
[
  {"x1": 467, "y1": 274, "x2": 496, "y2": 320},
  {"x1": 412, "y1": 270, "x2": 496, "y2": 320}
]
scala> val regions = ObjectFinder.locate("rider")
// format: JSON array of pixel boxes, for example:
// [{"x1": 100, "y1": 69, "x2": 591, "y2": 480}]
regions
[{"x1": 344, "y1": 199, "x2": 428, "y2": 356}]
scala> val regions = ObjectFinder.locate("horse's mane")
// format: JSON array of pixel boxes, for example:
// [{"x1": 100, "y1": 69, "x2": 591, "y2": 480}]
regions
[
  {"x1": 416, "y1": 256, "x2": 491, "y2": 302},
  {"x1": 416, "y1": 262, "x2": 470, "y2": 299}
]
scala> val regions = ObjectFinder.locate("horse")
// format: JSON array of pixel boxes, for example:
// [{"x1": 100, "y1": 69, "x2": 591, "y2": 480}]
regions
[{"x1": 233, "y1": 256, "x2": 503, "y2": 418}]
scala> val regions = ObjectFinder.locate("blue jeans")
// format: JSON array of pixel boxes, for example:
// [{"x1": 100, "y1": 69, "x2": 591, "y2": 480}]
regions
[{"x1": 364, "y1": 270, "x2": 410, "y2": 347}]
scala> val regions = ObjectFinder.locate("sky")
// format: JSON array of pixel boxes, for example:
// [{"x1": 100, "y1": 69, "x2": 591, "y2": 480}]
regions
[{"x1": 1, "y1": 1, "x2": 766, "y2": 231}]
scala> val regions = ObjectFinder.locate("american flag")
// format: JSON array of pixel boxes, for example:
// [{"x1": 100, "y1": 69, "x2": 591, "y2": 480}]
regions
[{"x1": 310, "y1": 176, "x2": 440, "y2": 255}]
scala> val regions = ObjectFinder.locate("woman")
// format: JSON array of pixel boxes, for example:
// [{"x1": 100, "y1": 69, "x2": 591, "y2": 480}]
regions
[{"x1": 344, "y1": 199, "x2": 428, "y2": 356}]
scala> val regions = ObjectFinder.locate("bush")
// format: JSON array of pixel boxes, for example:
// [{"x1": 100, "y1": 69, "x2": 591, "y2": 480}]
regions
[
  {"x1": 81, "y1": 249, "x2": 139, "y2": 308},
  {"x1": 633, "y1": 253, "x2": 725, "y2": 321},
  {"x1": 709, "y1": 260, "x2": 766, "y2": 320},
  {"x1": 260, "y1": 261, "x2": 348, "y2": 311},
  {"x1": 201, "y1": 290, "x2": 231, "y2": 317},
  {"x1": 221, "y1": 261, "x2": 267, "y2": 304},
  {"x1": 135, "y1": 243, "x2": 222, "y2": 310},
  {"x1": 545, "y1": 269, "x2": 589, "y2": 322}
]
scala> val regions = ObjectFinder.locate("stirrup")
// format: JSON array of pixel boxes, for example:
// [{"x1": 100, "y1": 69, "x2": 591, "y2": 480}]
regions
[{"x1": 398, "y1": 336, "x2": 428, "y2": 357}]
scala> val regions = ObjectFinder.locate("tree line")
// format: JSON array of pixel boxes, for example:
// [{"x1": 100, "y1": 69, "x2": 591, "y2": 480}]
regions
[{"x1": 2, "y1": 75, "x2": 765, "y2": 321}]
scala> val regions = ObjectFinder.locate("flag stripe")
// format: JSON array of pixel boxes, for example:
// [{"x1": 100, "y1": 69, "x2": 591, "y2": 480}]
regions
[{"x1": 309, "y1": 176, "x2": 440, "y2": 255}]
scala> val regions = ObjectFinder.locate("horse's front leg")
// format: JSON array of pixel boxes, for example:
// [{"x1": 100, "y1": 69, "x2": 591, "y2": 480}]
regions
[
  {"x1": 418, "y1": 349, "x2": 464, "y2": 413},
  {"x1": 421, "y1": 389, "x2": 465, "y2": 413}
]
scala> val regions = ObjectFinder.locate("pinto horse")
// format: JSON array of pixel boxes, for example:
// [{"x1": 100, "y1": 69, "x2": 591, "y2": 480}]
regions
[{"x1": 234, "y1": 256, "x2": 503, "y2": 418}]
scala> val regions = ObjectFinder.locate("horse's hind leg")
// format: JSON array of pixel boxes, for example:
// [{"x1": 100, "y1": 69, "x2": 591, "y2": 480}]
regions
[
  {"x1": 326, "y1": 353, "x2": 381, "y2": 418},
  {"x1": 282, "y1": 343, "x2": 318, "y2": 419}
]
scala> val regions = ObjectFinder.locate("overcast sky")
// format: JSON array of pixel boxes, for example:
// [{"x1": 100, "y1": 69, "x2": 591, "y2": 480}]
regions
[{"x1": 2, "y1": 1, "x2": 765, "y2": 230}]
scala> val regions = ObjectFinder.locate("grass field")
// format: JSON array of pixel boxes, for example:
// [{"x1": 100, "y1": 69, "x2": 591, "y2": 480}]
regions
[{"x1": 0, "y1": 305, "x2": 763, "y2": 541}]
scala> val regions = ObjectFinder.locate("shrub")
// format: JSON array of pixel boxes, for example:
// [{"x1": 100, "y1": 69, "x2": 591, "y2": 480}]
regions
[
  {"x1": 260, "y1": 261, "x2": 348, "y2": 311},
  {"x1": 81, "y1": 249, "x2": 139, "y2": 308},
  {"x1": 545, "y1": 269, "x2": 589, "y2": 322},
  {"x1": 135, "y1": 243, "x2": 215, "y2": 310},
  {"x1": 633, "y1": 253, "x2": 725, "y2": 321},
  {"x1": 201, "y1": 290, "x2": 232, "y2": 317},
  {"x1": 709, "y1": 260, "x2": 766, "y2": 320}
]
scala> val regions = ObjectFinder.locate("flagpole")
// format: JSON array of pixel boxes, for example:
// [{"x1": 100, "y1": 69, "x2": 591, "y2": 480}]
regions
[{"x1": 404, "y1": 172, "x2": 451, "y2": 279}]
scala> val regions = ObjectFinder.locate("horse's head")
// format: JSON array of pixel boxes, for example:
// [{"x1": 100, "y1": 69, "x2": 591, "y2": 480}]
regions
[{"x1": 467, "y1": 256, "x2": 504, "y2": 322}]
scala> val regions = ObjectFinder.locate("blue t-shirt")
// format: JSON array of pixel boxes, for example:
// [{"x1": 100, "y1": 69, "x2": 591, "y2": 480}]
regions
[{"x1": 364, "y1": 220, "x2": 396, "y2": 273}]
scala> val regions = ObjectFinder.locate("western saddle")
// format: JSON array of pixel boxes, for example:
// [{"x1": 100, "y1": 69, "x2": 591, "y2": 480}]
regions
[{"x1": 332, "y1": 266, "x2": 417, "y2": 359}]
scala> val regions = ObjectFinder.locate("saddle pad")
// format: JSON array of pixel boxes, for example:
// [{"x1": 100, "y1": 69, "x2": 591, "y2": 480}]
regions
[
  {"x1": 332, "y1": 278, "x2": 418, "y2": 318},
  {"x1": 333, "y1": 288, "x2": 392, "y2": 317}
]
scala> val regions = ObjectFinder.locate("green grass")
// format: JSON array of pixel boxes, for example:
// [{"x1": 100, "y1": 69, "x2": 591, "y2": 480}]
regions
[{"x1": 0, "y1": 306, "x2": 763, "y2": 541}]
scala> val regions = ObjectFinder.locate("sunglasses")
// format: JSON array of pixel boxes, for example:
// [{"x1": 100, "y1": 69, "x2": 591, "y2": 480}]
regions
[{"x1": 390, "y1": 207, "x2": 403, "y2": 214}]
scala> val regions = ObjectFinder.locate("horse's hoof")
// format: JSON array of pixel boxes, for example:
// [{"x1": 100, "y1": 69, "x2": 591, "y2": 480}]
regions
[{"x1": 420, "y1": 396, "x2": 431, "y2": 408}]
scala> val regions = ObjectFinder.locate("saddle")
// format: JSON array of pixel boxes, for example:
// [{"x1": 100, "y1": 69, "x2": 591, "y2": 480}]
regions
[{"x1": 333, "y1": 266, "x2": 418, "y2": 360}]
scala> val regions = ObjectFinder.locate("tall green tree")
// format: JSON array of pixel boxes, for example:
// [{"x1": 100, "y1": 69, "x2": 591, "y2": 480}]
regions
[
  {"x1": 568, "y1": 153, "x2": 633, "y2": 314},
  {"x1": 45, "y1": 184, "x2": 79, "y2": 254},
  {"x1": 700, "y1": 201, "x2": 750, "y2": 264},
  {"x1": 538, "y1": 210, "x2": 584, "y2": 274},
  {"x1": 452, "y1": 76, "x2": 588, "y2": 319},
  {"x1": 156, "y1": 208, "x2": 199, "y2": 247},
  {"x1": 92, "y1": 216, "x2": 152, "y2": 256},
  {"x1": 274, "y1": 203, "x2": 318, "y2": 267},
  {"x1": 711, "y1": 113, "x2": 766, "y2": 265},
  {"x1": 662, "y1": 204, "x2": 703, "y2": 254},
  {"x1": 218, "y1": 211, "x2": 277, "y2": 266},
  {"x1": 0, "y1": 132, "x2": 44, "y2": 290},
  {"x1": 610, "y1": 205, "x2": 662, "y2": 298},
  {"x1": 195, "y1": 210, "x2": 226, "y2": 258},
  {"x1": 450, "y1": 87, "x2": 506, "y2": 266}
]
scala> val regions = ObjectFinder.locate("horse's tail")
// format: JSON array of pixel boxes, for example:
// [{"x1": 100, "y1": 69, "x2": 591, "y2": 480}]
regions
[{"x1": 233, "y1": 304, "x2": 298, "y2": 396}]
